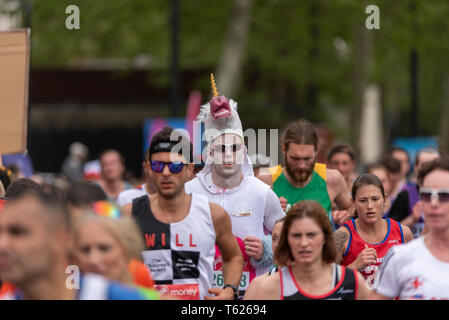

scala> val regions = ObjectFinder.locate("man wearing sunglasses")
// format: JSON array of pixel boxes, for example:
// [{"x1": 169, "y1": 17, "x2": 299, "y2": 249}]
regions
[
  {"x1": 185, "y1": 94, "x2": 286, "y2": 298},
  {"x1": 372, "y1": 157, "x2": 449, "y2": 300},
  {"x1": 122, "y1": 127, "x2": 243, "y2": 300}
]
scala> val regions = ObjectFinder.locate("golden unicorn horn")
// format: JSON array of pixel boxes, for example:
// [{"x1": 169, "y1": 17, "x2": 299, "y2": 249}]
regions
[{"x1": 211, "y1": 73, "x2": 219, "y2": 97}]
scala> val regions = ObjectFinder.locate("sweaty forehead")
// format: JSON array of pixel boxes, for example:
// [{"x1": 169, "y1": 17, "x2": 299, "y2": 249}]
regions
[
  {"x1": 355, "y1": 184, "x2": 383, "y2": 197},
  {"x1": 273, "y1": 221, "x2": 284, "y2": 233},
  {"x1": 392, "y1": 150, "x2": 409, "y2": 161},
  {"x1": 419, "y1": 152, "x2": 439, "y2": 165},
  {"x1": 423, "y1": 169, "x2": 449, "y2": 189},
  {"x1": 370, "y1": 169, "x2": 387, "y2": 181},
  {"x1": 212, "y1": 134, "x2": 242, "y2": 145},
  {"x1": 101, "y1": 152, "x2": 120, "y2": 162},
  {"x1": 287, "y1": 143, "x2": 315, "y2": 156},
  {"x1": 289, "y1": 217, "x2": 321, "y2": 232},
  {"x1": 330, "y1": 152, "x2": 352, "y2": 162},
  {"x1": 151, "y1": 151, "x2": 187, "y2": 163},
  {"x1": 0, "y1": 198, "x2": 46, "y2": 228}
]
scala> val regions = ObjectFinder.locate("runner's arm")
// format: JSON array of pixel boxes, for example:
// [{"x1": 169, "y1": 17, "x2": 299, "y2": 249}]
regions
[
  {"x1": 355, "y1": 270, "x2": 373, "y2": 300},
  {"x1": 401, "y1": 224, "x2": 414, "y2": 243},
  {"x1": 255, "y1": 170, "x2": 274, "y2": 187},
  {"x1": 264, "y1": 189, "x2": 287, "y2": 231},
  {"x1": 371, "y1": 247, "x2": 401, "y2": 299},
  {"x1": 400, "y1": 200, "x2": 422, "y2": 228},
  {"x1": 369, "y1": 291, "x2": 392, "y2": 300},
  {"x1": 247, "y1": 235, "x2": 273, "y2": 270},
  {"x1": 327, "y1": 169, "x2": 354, "y2": 223},
  {"x1": 334, "y1": 227, "x2": 350, "y2": 264},
  {"x1": 208, "y1": 203, "x2": 243, "y2": 300},
  {"x1": 120, "y1": 202, "x2": 132, "y2": 216},
  {"x1": 243, "y1": 273, "x2": 280, "y2": 300}
]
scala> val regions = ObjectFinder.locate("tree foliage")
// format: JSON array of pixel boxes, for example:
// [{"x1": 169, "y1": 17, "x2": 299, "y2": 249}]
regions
[{"x1": 2, "y1": 0, "x2": 448, "y2": 140}]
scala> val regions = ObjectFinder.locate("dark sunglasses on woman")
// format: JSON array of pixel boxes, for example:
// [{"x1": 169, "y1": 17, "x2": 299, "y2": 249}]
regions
[{"x1": 419, "y1": 188, "x2": 449, "y2": 203}]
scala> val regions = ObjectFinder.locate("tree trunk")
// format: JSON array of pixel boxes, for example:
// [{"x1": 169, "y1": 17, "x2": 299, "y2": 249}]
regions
[
  {"x1": 216, "y1": 0, "x2": 253, "y2": 98},
  {"x1": 351, "y1": 21, "x2": 373, "y2": 165},
  {"x1": 439, "y1": 76, "x2": 449, "y2": 154}
]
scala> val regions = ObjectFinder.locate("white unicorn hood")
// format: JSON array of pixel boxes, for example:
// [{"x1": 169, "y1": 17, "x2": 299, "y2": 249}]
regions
[
  {"x1": 196, "y1": 97, "x2": 243, "y2": 145},
  {"x1": 195, "y1": 74, "x2": 253, "y2": 178}
]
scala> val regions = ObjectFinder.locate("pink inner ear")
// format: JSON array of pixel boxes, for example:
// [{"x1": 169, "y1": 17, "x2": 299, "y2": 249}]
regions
[{"x1": 210, "y1": 96, "x2": 232, "y2": 119}]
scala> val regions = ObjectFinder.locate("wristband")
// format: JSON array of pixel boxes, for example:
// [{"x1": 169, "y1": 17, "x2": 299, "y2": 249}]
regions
[{"x1": 223, "y1": 284, "x2": 238, "y2": 300}]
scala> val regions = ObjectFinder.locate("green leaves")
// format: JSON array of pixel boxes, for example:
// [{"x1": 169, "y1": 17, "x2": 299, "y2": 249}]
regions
[{"x1": 4, "y1": 0, "x2": 447, "y2": 136}]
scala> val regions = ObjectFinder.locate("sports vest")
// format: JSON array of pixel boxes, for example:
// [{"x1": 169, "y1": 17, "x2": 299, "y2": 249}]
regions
[
  {"x1": 132, "y1": 193, "x2": 216, "y2": 300},
  {"x1": 185, "y1": 174, "x2": 284, "y2": 297},
  {"x1": 341, "y1": 217, "x2": 404, "y2": 287},
  {"x1": 270, "y1": 163, "x2": 332, "y2": 218},
  {"x1": 280, "y1": 264, "x2": 357, "y2": 300},
  {"x1": 0, "y1": 198, "x2": 6, "y2": 211},
  {"x1": 213, "y1": 238, "x2": 255, "y2": 299}
]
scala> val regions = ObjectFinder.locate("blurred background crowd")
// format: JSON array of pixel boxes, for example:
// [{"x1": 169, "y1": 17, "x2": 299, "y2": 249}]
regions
[{"x1": 0, "y1": 0, "x2": 448, "y2": 196}]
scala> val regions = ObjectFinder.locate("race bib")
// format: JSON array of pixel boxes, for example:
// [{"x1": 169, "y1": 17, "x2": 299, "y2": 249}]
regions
[
  {"x1": 212, "y1": 237, "x2": 256, "y2": 299},
  {"x1": 154, "y1": 283, "x2": 200, "y2": 300},
  {"x1": 363, "y1": 266, "x2": 380, "y2": 288}
]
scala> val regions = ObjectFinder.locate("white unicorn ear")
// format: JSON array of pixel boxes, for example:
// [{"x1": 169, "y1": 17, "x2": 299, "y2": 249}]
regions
[
  {"x1": 196, "y1": 103, "x2": 210, "y2": 122},
  {"x1": 229, "y1": 99, "x2": 238, "y2": 111}
]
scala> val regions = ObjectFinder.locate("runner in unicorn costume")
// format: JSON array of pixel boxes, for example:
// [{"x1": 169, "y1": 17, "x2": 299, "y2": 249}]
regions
[{"x1": 185, "y1": 75, "x2": 285, "y2": 298}]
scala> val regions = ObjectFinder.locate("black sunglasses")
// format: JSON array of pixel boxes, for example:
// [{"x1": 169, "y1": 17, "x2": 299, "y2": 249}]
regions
[
  {"x1": 212, "y1": 143, "x2": 243, "y2": 154},
  {"x1": 150, "y1": 160, "x2": 185, "y2": 174}
]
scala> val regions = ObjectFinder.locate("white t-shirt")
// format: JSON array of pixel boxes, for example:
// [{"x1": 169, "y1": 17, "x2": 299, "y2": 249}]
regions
[
  {"x1": 373, "y1": 236, "x2": 449, "y2": 300},
  {"x1": 185, "y1": 173, "x2": 285, "y2": 241},
  {"x1": 116, "y1": 184, "x2": 148, "y2": 207},
  {"x1": 185, "y1": 173, "x2": 285, "y2": 277}
]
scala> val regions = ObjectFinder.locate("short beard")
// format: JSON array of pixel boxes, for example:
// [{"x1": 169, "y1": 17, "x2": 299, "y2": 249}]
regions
[{"x1": 285, "y1": 157, "x2": 315, "y2": 184}]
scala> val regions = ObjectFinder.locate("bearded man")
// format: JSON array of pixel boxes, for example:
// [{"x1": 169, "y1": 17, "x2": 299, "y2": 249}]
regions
[{"x1": 258, "y1": 119, "x2": 353, "y2": 228}]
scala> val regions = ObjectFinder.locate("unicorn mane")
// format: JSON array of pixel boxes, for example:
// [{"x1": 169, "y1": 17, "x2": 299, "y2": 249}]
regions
[{"x1": 196, "y1": 103, "x2": 210, "y2": 122}]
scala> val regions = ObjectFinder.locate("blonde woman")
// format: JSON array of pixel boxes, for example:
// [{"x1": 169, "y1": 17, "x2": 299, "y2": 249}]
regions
[{"x1": 71, "y1": 201, "x2": 156, "y2": 292}]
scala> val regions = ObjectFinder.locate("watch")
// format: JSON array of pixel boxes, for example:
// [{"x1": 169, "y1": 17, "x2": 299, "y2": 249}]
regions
[{"x1": 223, "y1": 284, "x2": 238, "y2": 300}]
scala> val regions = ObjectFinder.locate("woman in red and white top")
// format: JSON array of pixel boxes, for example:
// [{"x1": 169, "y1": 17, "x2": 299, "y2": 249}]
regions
[
  {"x1": 243, "y1": 200, "x2": 371, "y2": 300},
  {"x1": 335, "y1": 173, "x2": 413, "y2": 287}
]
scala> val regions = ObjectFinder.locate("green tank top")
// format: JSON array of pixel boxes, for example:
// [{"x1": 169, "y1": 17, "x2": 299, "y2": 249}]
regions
[{"x1": 271, "y1": 164, "x2": 332, "y2": 218}]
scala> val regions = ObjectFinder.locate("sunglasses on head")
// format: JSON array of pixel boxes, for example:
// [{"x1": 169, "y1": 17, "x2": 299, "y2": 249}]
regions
[
  {"x1": 150, "y1": 160, "x2": 185, "y2": 174},
  {"x1": 419, "y1": 188, "x2": 449, "y2": 203},
  {"x1": 212, "y1": 143, "x2": 243, "y2": 154}
]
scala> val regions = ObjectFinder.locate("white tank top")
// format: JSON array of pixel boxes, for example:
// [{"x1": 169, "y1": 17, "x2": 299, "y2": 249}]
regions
[{"x1": 132, "y1": 193, "x2": 216, "y2": 300}]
